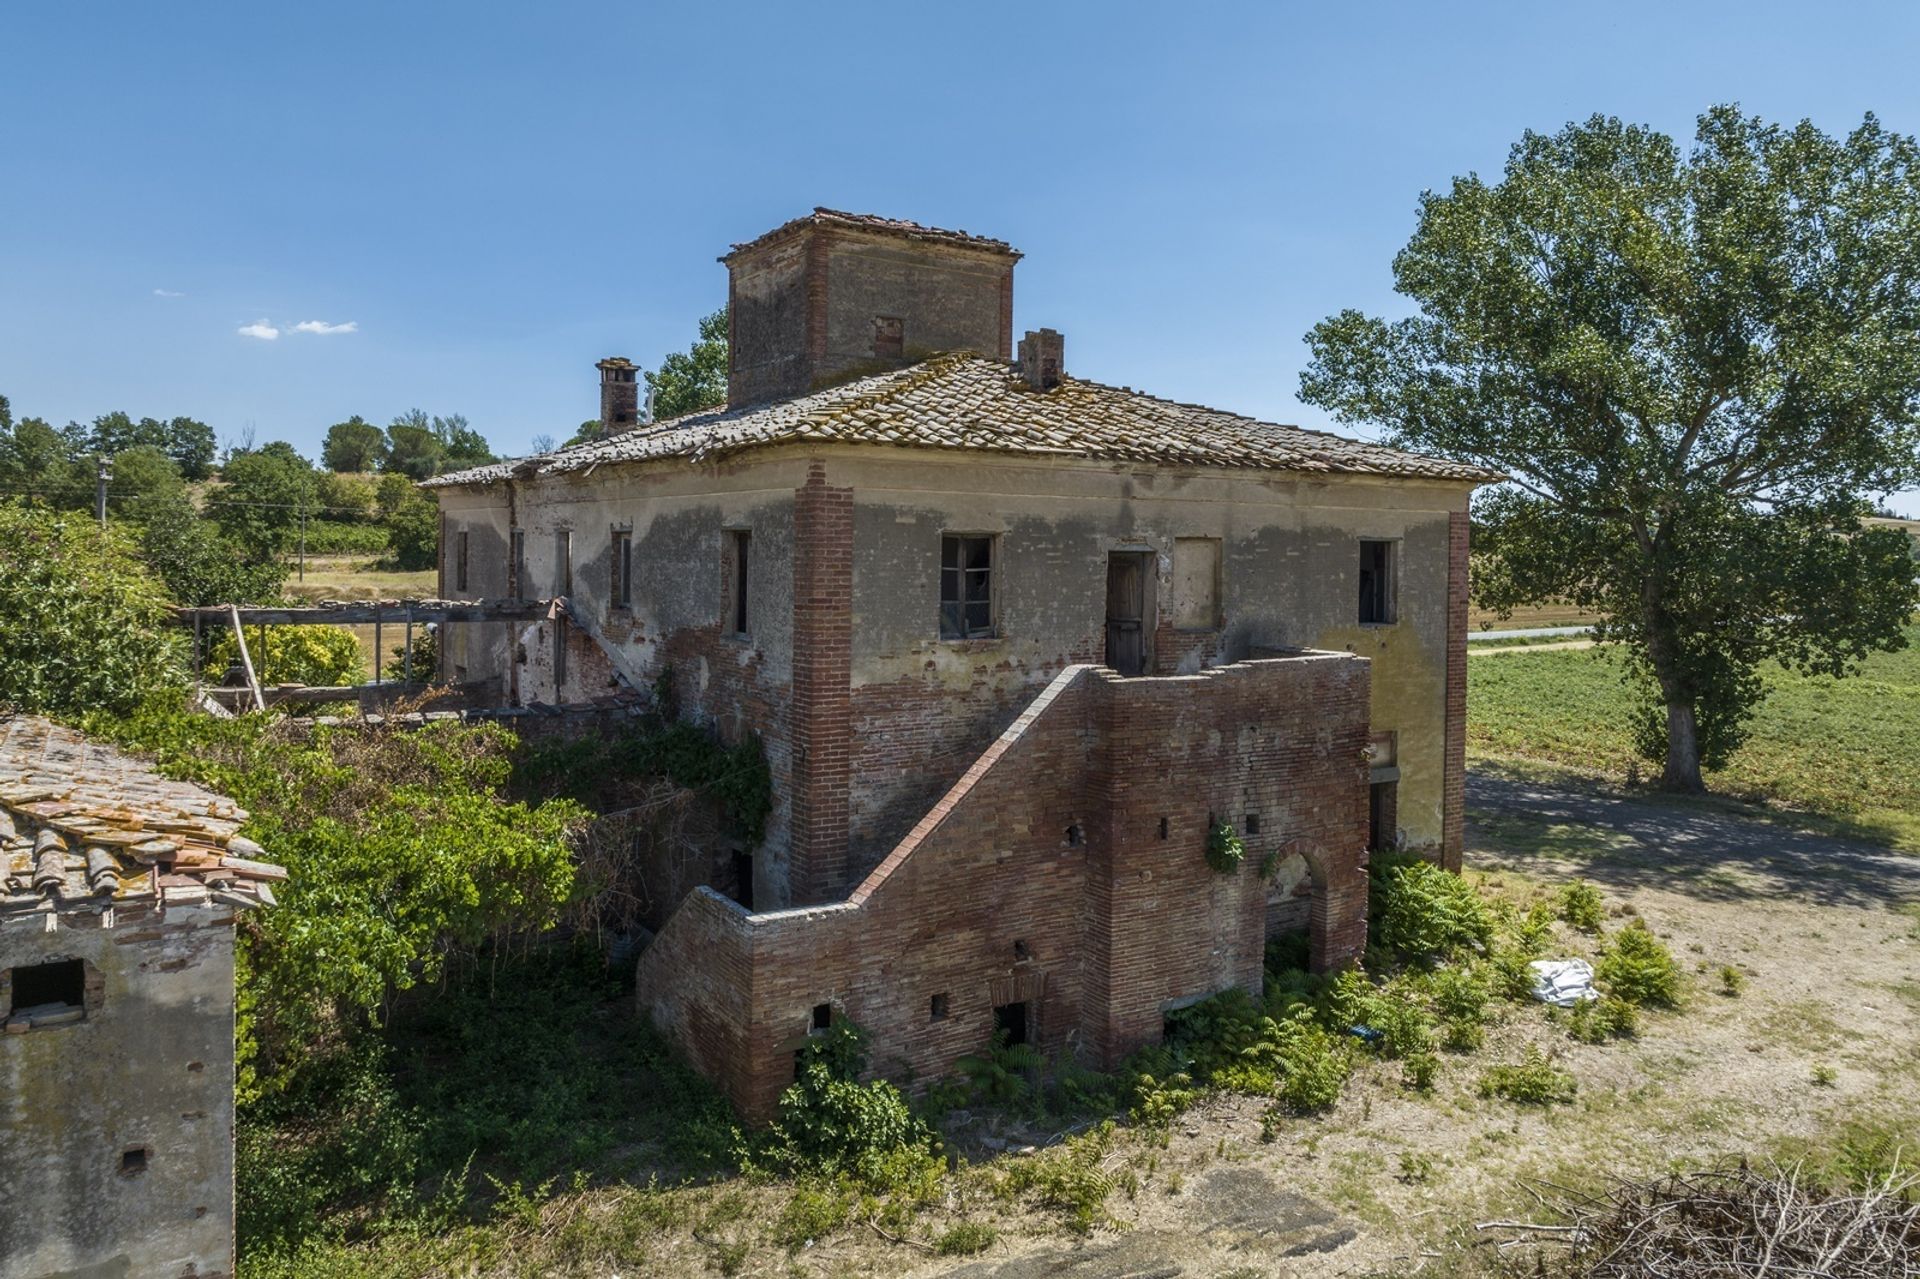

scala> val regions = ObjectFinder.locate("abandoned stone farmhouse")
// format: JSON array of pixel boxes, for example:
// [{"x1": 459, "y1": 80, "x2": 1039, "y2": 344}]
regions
[
  {"x1": 426, "y1": 209, "x2": 1495, "y2": 1119},
  {"x1": 1, "y1": 715, "x2": 286, "y2": 1279}
]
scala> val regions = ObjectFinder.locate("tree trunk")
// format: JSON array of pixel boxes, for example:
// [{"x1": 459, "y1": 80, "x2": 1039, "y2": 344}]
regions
[{"x1": 1662, "y1": 700, "x2": 1706, "y2": 793}]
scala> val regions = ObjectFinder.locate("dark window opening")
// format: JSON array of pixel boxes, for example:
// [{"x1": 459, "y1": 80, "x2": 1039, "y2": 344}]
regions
[
  {"x1": 811, "y1": 1002, "x2": 833, "y2": 1032},
  {"x1": 1244, "y1": 813, "x2": 1261, "y2": 835},
  {"x1": 455, "y1": 530, "x2": 469, "y2": 594},
  {"x1": 872, "y1": 315, "x2": 904, "y2": 360},
  {"x1": 553, "y1": 615, "x2": 568, "y2": 689},
  {"x1": 993, "y1": 1001, "x2": 1029, "y2": 1047},
  {"x1": 556, "y1": 530, "x2": 573, "y2": 597},
  {"x1": 1359, "y1": 540, "x2": 1395, "y2": 625},
  {"x1": 1013, "y1": 939, "x2": 1031, "y2": 961},
  {"x1": 119, "y1": 1147, "x2": 148, "y2": 1177},
  {"x1": 730, "y1": 851, "x2": 754, "y2": 911},
  {"x1": 1368, "y1": 781, "x2": 1397, "y2": 852},
  {"x1": 940, "y1": 535, "x2": 994, "y2": 639},
  {"x1": 1065, "y1": 823, "x2": 1084, "y2": 847},
  {"x1": 509, "y1": 528, "x2": 527, "y2": 601},
  {"x1": 1158, "y1": 816, "x2": 1170, "y2": 840},
  {"x1": 8, "y1": 959, "x2": 84, "y2": 1015},
  {"x1": 610, "y1": 530, "x2": 633, "y2": 609},
  {"x1": 728, "y1": 530, "x2": 751, "y2": 635},
  {"x1": 930, "y1": 993, "x2": 949, "y2": 1022}
]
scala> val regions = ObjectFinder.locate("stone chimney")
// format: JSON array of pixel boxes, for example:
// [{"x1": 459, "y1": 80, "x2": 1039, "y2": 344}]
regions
[
  {"x1": 597, "y1": 357, "x2": 639, "y2": 433},
  {"x1": 1017, "y1": 329, "x2": 1064, "y2": 391}
]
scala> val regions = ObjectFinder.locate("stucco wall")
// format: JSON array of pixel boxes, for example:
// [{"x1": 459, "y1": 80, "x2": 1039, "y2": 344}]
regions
[
  {"x1": 829, "y1": 451, "x2": 1466, "y2": 877},
  {"x1": 436, "y1": 460, "x2": 804, "y2": 907},
  {"x1": 0, "y1": 907, "x2": 238, "y2": 1279},
  {"x1": 437, "y1": 444, "x2": 1469, "y2": 905}
]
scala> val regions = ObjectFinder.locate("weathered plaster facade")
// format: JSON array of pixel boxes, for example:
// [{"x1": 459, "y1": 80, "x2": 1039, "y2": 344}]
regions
[
  {"x1": 426, "y1": 210, "x2": 1492, "y2": 1116},
  {"x1": 436, "y1": 447, "x2": 1471, "y2": 908},
  {"x1": 1, "y1": 717, "x2": 286, "y2": 1279}
]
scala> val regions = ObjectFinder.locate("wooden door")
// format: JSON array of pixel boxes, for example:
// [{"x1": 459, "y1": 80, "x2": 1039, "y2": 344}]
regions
[{"x1": 1106, "y1": 553, "x2": 1148, "y2": 676}]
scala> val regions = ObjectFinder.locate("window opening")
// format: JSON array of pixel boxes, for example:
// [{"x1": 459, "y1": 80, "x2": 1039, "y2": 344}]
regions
[
  {"x1": 940, "y1": 535, "x2": 994, "y2": 638},
  {"x1": 993, "y1": 1001, "x2": 1029, "y2": 1046},
  {"x1": 1359, "y1": 540, "x2": 1394, "y2": 624}
]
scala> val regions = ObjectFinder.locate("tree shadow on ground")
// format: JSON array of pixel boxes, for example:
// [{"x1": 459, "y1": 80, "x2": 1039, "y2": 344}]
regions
[{"x1": 1467, "y1": 762, "x2": 1920, "y2": 912}]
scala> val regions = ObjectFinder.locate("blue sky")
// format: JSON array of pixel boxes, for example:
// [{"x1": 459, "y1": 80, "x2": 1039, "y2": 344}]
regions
[{"x1": 3, "y1": 1, "x2": 1918, "y2": 515}]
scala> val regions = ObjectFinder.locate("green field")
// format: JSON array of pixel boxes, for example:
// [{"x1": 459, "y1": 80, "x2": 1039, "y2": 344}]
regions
[{"x1": 1468, "y1": 623, "x2": 1920, "y2": 852}]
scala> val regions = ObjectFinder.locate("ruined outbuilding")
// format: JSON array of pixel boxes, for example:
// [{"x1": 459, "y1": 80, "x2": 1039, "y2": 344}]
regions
[
  {"x1": 428, "y1": 209, "x2": 1496, "y2": 1118},
  {"x1": 0, "y1": 716, "x2": 285, "y2": 1279}
]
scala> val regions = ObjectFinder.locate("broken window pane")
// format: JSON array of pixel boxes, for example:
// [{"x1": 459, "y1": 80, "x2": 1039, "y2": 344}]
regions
[{"x1": 940, "y1": 535, "x2": 995, "y2": 639}]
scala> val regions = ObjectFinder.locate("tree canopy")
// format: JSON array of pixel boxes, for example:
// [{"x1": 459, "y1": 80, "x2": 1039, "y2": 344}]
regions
[
  {"x1": 0, "y1": 501, "x2": 186, "y2": 717},
  {"x1": 321, "y1": 415, "x2": 388, "y2": 472},
  {"x1": 1300, "y1": 107, "x2": 1920, "y2": 790},
  {"x1": 646, "y1": 307, "x2": 729, "y2": 421},
  {"x1": 211, "y1": 444, "x2": 319, "y2": 555}
]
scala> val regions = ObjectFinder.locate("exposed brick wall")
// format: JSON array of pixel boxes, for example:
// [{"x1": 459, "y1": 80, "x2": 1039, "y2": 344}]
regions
[
  {"x1": 1442, "y1": 511, "x2": 1469, "y2": 872},
  {"x1": 790, "y1": 464, "x2": 854, "y2": 903},
  {"x1": 637, "y1": 651, "x2": 1371, "y2": 1121}
]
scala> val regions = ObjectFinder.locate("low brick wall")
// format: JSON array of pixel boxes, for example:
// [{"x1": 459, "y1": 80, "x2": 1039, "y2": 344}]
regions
[{"x1": 635, "y1": 650, "x2": 1371, "y2": 1120}]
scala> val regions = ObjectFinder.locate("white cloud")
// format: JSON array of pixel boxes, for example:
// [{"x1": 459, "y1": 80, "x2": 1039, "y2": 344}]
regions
[
  {"x1": 153, "y1": 288, "x2": 185, "y2": 298},
  {"x1": 237, "y1": 320, "x2": 280, "y2": 341},
  {"x1": 292, "y1": 319, "x2": 358, "y2": 335}
]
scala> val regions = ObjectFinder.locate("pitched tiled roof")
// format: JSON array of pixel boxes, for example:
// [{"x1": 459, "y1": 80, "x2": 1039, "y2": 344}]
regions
[
  {"x1": 723, "y1": 208, "x2": 1020, "y2": 261},
  {"x1": 0, "y1": 716, "x2": 285, "y2": 926},
  {"x1": 428, "y1": 354, "x2": 1499, "y2": 489}
]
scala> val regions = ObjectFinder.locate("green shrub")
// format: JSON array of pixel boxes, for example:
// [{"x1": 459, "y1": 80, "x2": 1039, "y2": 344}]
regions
[
  {"x1": 1002, "y1": 1121, "x2": 1123, "y2": 1234},
  {"x1": 1370, "y1": 853, "x2": 1495, "y2": 959},
  {"x1": 1565, "y1": 995, "x2": 1638, "y2": 1043},
  {"x1": 1718, "y1": 964, "x2": 1746, "y2": 996},
  {"x1": 773, "y1": 1184, "x2": 852, "y2": 1250},
  {"x1": 1403, "y1": 1051, "x2": 1440, "y2": 1091},
  {"x1": 1428, "y1": 965, "x2": 1488, "y2": 1022},
  {"x1": 1268, "y1": 1013, "x2": 1352, "y2": 1112},
  {"x1": 1596, "y1": 920, "x2": 1682, "y2": 1007},
  {"x1": 1205, "y1": 819, "x2": 1246, "y2": 874},
  {"x1": 935, "y1": 1220, "x2": 998, "y2": 1256},
  {"x1": 1367, "y1": 978, "x2": 1437, "y2": 1059},
  {"x1": 207, "y1": 623, "x2": 364, "y2": 687},
  {"x1": 1496, "y1": 899, "x2": 1558, "y2": 956},
  {"x1": 761, "y1": 1022, "x2": 943, "y2": 1195},
  {"x1": 1477, "y1": 1045, "x2": 1576, "y2": 1105},
  {"x1": 0, "y1": 502, "x2": 187, "y2": 716},
  {"x1": 1558, "y1": 881, "x2": 1606, "y2": 933},
  {"x1": 1484, "y1": 946, "x2": 1537, "y2": 1002},
  {"x1": 957, "y1": 1032, "x2": 1043, "y2": 1106},
  {"x1": 299, "y1": 518, "x2": 391, "y2": 556}
]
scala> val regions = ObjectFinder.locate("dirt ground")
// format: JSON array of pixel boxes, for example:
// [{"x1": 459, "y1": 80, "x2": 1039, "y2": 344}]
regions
[{"x1": 846, "y1": 764, "x2": 1920, "y2": 1279}]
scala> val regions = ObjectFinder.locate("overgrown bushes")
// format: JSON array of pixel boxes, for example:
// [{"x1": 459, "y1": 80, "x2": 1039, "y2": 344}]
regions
[
  {"x1": 756, "y1": 1022, "x2": 942, "y2": 1196},
  {"x1": 1597, "y1": 920, "x2": 1683, "y2": 1006},
  {"x1": 1370, "y1": 851, "x2": 1496, "y2": 958},
  {"x1": 0, "y1": 501, "x2": 186, "y2": 716}
]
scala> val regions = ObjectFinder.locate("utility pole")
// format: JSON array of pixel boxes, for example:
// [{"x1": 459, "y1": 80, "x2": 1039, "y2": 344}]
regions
[{"x1": 94, "y1": 455, "x2": 111, "y2": 527}]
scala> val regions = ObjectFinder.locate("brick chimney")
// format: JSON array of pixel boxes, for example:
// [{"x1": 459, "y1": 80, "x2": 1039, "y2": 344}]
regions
[
  {"x1": 721, "y1": 209, "x2": 1021, "y2": 408},
  {"x1": 597, "y1": 357, "x2": 639, "y2": 433},
  {"x1": 1017, "y1": 328, "x2": 1063, "y2": 391}
]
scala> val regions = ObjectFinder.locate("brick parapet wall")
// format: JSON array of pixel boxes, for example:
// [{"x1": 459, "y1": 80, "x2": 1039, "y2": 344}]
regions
[
  {"x1": 790, "y1": 463, "x2": 854, "y2": 903},
  {"x1": 638, "y1": 651, "x2": 1372, "y2": 1121},
  {"x1": 1442, "y1": 511, "x2": 1469, "y2": 872}
]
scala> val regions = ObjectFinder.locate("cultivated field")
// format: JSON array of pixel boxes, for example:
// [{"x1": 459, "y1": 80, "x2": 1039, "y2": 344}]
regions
[{"x1": 1468, "y1": 623, "x2": 1920, "y2": 853}]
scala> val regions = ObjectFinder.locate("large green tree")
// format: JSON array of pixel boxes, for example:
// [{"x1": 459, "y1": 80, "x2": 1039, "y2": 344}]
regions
[
  {"x1": 211, "y1": 443, "x2": 318, "y2": 556},
  {"x1": 0, "y1": 501, "x2": 186, "y2": 716},
  {"x1": 321, "y1": 415, "x2": 388, "y2": 472},
  {"x1": 646, "y1": 307, "x2": 729, "y2": 420},
  {"x1": 1301, "y1": 108, "x2": 1920, "y2": 791}
]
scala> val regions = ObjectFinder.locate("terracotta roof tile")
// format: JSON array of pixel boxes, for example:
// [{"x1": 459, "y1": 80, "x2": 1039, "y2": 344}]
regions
[
  {"x1": 429, "y1": 354, "x2": 1499, "y2": 489},
  {"x1": 722, "y1": 208, "x2": 1019, "y2": 261},
  {"x1": 0, "y1": 716, "x2": 284, "y2": 924}
]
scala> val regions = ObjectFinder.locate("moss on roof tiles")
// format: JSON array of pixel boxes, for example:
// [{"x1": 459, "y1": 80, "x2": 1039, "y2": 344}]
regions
[{"x1": 427, "y1": 354, "x2": 1499, "y2": 489}]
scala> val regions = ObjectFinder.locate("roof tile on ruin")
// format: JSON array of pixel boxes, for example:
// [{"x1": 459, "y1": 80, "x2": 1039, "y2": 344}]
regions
[
  {"x1": 427, "y1": 353, "x2": 1501, "y2": 489},
  {"x1": 0, "y1": 715, "x2": 285, "y2": 925},
  {"x1": 721, "y1": 207, "x2": 1020, "y2": 261}
]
